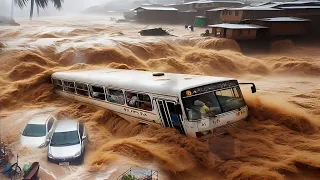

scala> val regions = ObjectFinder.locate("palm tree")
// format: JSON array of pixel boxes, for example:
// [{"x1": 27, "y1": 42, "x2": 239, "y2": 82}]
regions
[{"x1": 14, "y1": 0, "x2": 63, "y2": 20}]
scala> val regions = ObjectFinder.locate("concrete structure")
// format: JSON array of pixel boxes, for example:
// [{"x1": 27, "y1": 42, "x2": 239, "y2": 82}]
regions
[
  {"x1": 240, "y1": 17, "x2": 311, "y2": 36},
  {"x1": 208, "y1": 24, "x2": 268, "y2": 40}
]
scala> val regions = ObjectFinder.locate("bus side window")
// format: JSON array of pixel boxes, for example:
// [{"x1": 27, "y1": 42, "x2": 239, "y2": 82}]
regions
[
  {"x1": 53, "y1": 79, "x2": 63, "y2": 90},
  {"x1": 125, "y1": 91, "x2": 152, "y2": 111},
  {"x1": 63, "y1": 81, "x2": 75, "y2": 93},
  {"x1": 90, "y1": 85, "x2": 105, "y2": 100},
  {"x1": 106, "y1": 89, "x2": 125, "y2": 105},
  {"x1": 75, "y1": 82, "x2": 89, "y2": 96}
]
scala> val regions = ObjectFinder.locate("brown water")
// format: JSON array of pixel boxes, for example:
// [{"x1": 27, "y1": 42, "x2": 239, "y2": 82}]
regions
[{"x1": 0, "y1": 16, "x2": 320, "y2": 180}]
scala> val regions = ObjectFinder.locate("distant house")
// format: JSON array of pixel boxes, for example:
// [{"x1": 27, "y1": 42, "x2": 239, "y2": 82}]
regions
[
  {"x1": 133, "y1": 6, "x2": 179, "y2": 23},
  {"x1": 173, "y1": 1, "x2": 245, "y2": 13},
  {"x1": 205, "y1": 1, "x2": 320, "y2": 24},
  {"x1": 240, "y1": 17, "x2": 311, "y2": 36},
  {"x1": 205, "y1": 6, "x2": 282, "y2": 24},
  {"x1": 208, "y1": 23, "x2": 268, "y2": 40}
]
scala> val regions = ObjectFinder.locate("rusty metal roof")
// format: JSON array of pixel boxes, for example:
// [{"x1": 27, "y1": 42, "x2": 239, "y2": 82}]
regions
[
  {"x1": 134, "y1": 6, "x2": 178, "y2": 11},
  {"x1": 258, "y1": 17, "x2": 310, "y2": 22},
  {"x1": 208, "y1": 23, "x2": 268, "y2": 29}
]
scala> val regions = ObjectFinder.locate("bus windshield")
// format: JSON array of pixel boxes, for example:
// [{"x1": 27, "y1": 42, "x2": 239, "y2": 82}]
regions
[{"x1": 182, "y1": 86, "x2": 246, "y2": 121}]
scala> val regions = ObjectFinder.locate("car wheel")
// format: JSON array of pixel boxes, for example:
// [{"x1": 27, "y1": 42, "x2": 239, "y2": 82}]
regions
[{"x1": 77, "y1": 153, "x2": 84, "y2": 165}]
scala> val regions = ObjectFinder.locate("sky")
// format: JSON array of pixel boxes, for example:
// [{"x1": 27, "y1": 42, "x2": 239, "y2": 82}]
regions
[{"x1": 1, "y1": 0, "x2": 112, "y2": 18}]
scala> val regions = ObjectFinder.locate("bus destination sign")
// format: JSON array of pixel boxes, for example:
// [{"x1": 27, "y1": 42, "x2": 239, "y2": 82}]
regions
[{"x1": 182, "y1": 80, "x2": 238, "y2": 97}]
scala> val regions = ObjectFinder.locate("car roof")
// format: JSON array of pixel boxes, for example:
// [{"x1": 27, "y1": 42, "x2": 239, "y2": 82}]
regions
[
  {"x1": 54, "y1": 120, "x2": 78, "y2": 132},
  {"x1": 28, "y1": 114, "x2": 53, "y2": 125}
]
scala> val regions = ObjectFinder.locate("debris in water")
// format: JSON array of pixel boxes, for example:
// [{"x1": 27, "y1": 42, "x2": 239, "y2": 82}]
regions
[
  {"x1": 118, "y1": 166, "x2": 158, "y2": 180},
  {"x1": 139, "y1": 28, "x2": 171, "y2": 36}
]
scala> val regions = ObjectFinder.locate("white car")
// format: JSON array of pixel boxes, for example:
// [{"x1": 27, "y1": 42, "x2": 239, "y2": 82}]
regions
[
  {"x1": 20, "y1": 115, "x2": 58, "y2": 148},
  {"x1": 47, "y1": 120, "x2": 88, "y2": 165}
]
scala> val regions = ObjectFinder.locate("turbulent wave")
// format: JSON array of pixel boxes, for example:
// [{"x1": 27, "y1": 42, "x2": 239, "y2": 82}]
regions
[{"x1": 1, "y1": 24, "x2": 320, "y2": 180}]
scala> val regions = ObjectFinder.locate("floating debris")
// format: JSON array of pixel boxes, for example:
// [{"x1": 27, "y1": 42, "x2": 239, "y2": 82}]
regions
[
  {"x1": 139, "y1": 28, "x2": 170, "y2": 36},
  {"x1": 118, "y1": 166, "x2": 158, "y2": 180}
]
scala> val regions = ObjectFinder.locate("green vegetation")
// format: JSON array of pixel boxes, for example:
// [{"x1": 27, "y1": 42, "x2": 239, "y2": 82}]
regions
[
  {"x1": 121, "y1": 174, "x2": 138, "y2": 180},
  {"x1": 14, "y1": 0, "x2": 63, "y2": 20}
]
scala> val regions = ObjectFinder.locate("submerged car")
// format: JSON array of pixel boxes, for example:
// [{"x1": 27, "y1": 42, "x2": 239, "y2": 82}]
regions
[
  {"x1": 20, "y1": 115, "x2": 58, "y2": 148},
  {"x1": 47, "y1": 120, "x2": 88, "y2": 165}
]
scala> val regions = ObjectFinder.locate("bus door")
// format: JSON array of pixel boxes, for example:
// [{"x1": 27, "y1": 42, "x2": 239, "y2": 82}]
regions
[{"x1": 155, "y1": 99, "x2": 185, "y2": 135}]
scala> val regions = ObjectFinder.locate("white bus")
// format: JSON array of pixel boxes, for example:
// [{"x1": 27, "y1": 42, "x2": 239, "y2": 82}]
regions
[{"x1": 51, "y1": 69, "x2": 256, "y2": 138}]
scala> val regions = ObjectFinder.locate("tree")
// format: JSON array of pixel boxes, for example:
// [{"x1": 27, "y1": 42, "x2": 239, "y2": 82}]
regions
[{"x1": 14, "y1": 0, "x2": 63, "y2": 20}]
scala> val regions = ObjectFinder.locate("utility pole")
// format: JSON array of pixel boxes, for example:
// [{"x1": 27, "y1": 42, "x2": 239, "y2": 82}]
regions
[{"x1": 11, "y1": 0, "x2": 14, "y2": 19}]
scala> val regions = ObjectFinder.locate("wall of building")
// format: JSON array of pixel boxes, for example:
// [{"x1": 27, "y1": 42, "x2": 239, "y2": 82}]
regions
[
  {"x1": 136, "y1": 10, "x2": 179, "y2": 23},
  {"x1": 220, "y1": 10, "x2": 244, "y2": 23},
  {"x1": 242, "y1": 10, "x2": 283, "y2": 20},
  {"x1": 243, "y1": 20, "x2": 311, "y2": 36},
  {"x1": 281, "y1": 9, "x2": 320, "y2": 36},
  {"x1": 267, "y1": 22, "x2": 310, "y2": 36},
  {"x1": 230, "y1": 29, "x2": 257, "y2": 40},
  {"x1": 177, "y1": 2, "x2": 244, "y2": 12},
  {"x1": 205, "y1": 11, "x2": 221, "y2": 24},
  {"x1": 211, "y1": 27, "x2": 225, "y2": 38},
  {"x1": 211, "y1": 28, "x2": 257, "y2": 40}
]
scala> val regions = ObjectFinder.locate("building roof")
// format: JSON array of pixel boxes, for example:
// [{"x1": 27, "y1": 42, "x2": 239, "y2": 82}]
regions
[
  {"x1": 258, "y1": 17, "x2": 310, "y2": 22},
  {"x1": 55, "y1": 120, "x2": 78, "y2": 132},
  {"x1": 29, "y1": 114, "x2": 52, "y2": 125},
  {"x1": 184, "y1": 0, "x2": 244, "y2": 4},
  {"x1": 180, "y1": 9, "x2": 198, "y2": 12},
  {"x1": 184, "y1": 1, "x2": 213, "y2": 5},
  {"x1": 211, "y1": 1, "x2": 244, "y2": 4},
  {"x1": 277, "y1": 1, "x2": 320, "y2": 5},
  {"x1": 52, "y1": 69, "x2": 234, "y2": 97},
  {"x1": 253, "y1": 1, "x2": 320, "y2": 9},
  {"x1": 280, "y1": 6, "x2": 320, "y2": 9},
  {"x1": 208, "y1": 23, "x2": 268, "y2": 29},
  {"x1": 134, "y1": 6, "x2": 178, "y2": 11},
  {"x1": 207, "y1": 7, "x2": 228, "y2": 11},
  {"x1": 229, "y1": 6, "x2": 281, "y2": 10}
]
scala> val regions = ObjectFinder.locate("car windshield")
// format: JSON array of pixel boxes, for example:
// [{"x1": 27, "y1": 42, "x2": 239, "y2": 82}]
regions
[
  {"x1": 50, "y1": 131, "x2": 80, "y2": 147},
  {"x1": 22, "y1": 124, "x2": 46, "y2": 137},
  {"x1": 183, "y1": 86, "x2": 246, "y2": 121}
]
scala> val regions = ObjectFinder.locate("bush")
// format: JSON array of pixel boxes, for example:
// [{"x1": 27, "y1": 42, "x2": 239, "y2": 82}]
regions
[{"x1": 121, "y1": 174, "x2": 138, "y2": 180}]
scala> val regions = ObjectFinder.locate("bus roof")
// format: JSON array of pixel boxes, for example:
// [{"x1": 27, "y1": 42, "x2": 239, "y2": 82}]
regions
[{"x1": 52, "y1": 69, "x2": 235, "y2": 97}]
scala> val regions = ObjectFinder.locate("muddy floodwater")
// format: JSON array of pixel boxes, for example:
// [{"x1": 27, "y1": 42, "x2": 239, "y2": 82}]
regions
[{"x1": 0, "y1": 16, "x2": 320, "y2": 180}]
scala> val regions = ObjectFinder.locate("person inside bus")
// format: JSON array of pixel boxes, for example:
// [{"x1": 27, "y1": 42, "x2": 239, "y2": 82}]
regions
[
  {"x1": 206, "y1": 101, "x2": 222, "y2": 116},
  {"x1": 190, "y1": 100, "x2": 209, "y2": 120},
  {"x1": 141, "y1": 95, "x2": 152, "y2": 111},
  {"x1": 194, "y1": 100, "x2": 209, "y2": 114},
  {"x1": 127, "y1": 93, "x2": 138, "y2": 107}
]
